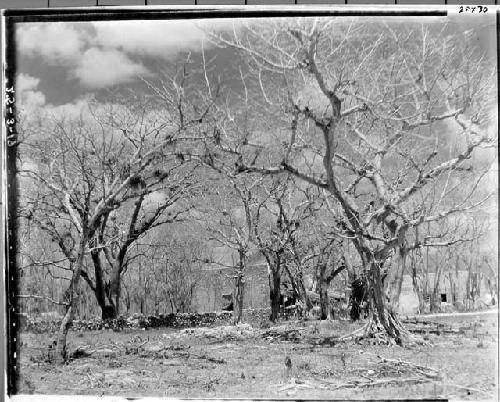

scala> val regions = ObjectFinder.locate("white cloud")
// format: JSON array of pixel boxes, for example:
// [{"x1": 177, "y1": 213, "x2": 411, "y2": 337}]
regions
[
  {"x1": 17, "y1": 73, "x2": 40, "y2": 93},
  {"x1": 16, "y1": 73, "x2": 94, "y2": 120},
  {"x1": 16, "y1": 73, "x2": 46, "y2": 112},
  {"x1": 16, "y1": 22, "x2": 151, "y2": 89},
  {"x1": 17, "y1": 23, "x2": 87, "y2": 63},
  {"x1": 17, "y1": 19, "x2": 236, "y2": 64},
  {"x1": 93, "y1": 20, "x2": 204, "y2": 58},
  {"x1": 72, "y1": 48, "x2": 151, "y2": 88},
  {"x1": 92, "y1": 19, "x2": 235, "y2": 59},
  {"x1": 16, "y1": 19, "x2": 238, "y2": 93}
]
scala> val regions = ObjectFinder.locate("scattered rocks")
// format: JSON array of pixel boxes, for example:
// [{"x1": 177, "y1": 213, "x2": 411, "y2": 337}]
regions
[
  {"x1": 94, "y1": 348, "x2": 118, "y2": 358},
  {"x1": 178, "y1": 323, "x2": 257, "y2": 341},
  {"x1": 262, "y1": 326, "x2": 303, "y2": 342},
  {"x1": 143, "y1": 342, "x2": 165, "y2": 353}
]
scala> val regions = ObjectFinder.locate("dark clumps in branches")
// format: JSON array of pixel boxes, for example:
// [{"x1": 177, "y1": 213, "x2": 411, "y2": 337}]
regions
[
  {"x1": 130, "y1": 175, "x2": 146, "y2": 190},
  {"x1": 235, "y1": 158, "x2": 249, "y2": 174},
  {"x1": 119, "y1": 163, "x2": 131, "y2": 180},
  {"x1": 153, "y1": 169, "x2": 167, "y2": 178}
]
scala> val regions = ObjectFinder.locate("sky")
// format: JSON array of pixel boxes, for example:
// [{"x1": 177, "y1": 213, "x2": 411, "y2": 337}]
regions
[
  {"x1": 14, "y1": 14, "x2": 496, "y2": 117},
  {"x1": 15, "y1": 18, "x2": 239, "y2": 116}
]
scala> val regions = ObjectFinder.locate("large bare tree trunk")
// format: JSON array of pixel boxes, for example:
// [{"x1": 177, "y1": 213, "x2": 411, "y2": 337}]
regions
[
  {"x1": 55, "y1": 305, "x2": 74, "y2": 364},
  {"x1": 283, "y1": 266, "x2": 312, "y2": 317},
  {"x1": 317, "y1": 263, "x2": 329, "y2": 320},
  {"x1": 89, "y1": 251, "x2": 116, "y2": 319},
  {"x1": 318, "y1": 282, "x2": 329, "y2": 320},
  {"x1": 295, "y1": 274, "x2": 313, "y2": 317},
  {"x1": 269, "y1": 267, "x2": 281, "y2": 322},
  {"x1": 108, "y1": 265, "x2": 121, "y2": 318},
  {"x1": 368, "y1": 261, "x2": 413, "y2": 346},
  {"x1": 317, "y1": 258, "x2": 348, "y2": 320},
  {"x1": 233, "y1": 249, "x2": 246, "y2": 324},
  {"x1": 233, "y1": 272, "x2": 245, "y2": 324},
  {"x1": 55, "y1": 243, "x2": 86, "y2": 364}
]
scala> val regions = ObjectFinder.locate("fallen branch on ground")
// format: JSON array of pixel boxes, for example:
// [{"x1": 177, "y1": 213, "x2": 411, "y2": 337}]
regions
[
  {"x1": 174, "y1": 350, "x2": 226, "y2": 364},
  {"x1": 195, "y1": 353, "x2": 226, "y2": 364},
  {"x1": 319, "y1": 376, "x2": 429, "y2": 390},
  {"x1": 338, "y1": 324, "x2": 368, "y2": 340},
  {"x1": 374, "y1": 354, "x2": 442, "y2": 379}
]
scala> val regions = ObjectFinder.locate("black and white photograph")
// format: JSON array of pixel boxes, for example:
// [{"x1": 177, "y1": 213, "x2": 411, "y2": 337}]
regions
[{"x1": 3, "y1": 7, "x2": 498, "y2": 400}]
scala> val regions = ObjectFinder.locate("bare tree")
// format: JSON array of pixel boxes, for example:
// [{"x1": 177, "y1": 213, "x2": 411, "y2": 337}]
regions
[
  {"x1": 207, "y1": 18, "x2": 497, "y2": 344},
  {"x1": 251, "y1": 177, "x2": 320, "y2": 322},
  {"x1": 18, "y1": 75, "x2": 216, "y2": 361},
  {"x1": 19, "y1": 116, "x2": 169, "y2": 359},
  {"x1": 284, "y1": 196, "x2": 349, "y2": 320},
  {"x1": 203, "y1": 174, "x2": 263, "y2": 323},
  {"x1": 144, "y1": 236, "x2": 204, "y2": 314},
  {"x1": 83, "y1": 156, "x2": 197, "y2": 319}
]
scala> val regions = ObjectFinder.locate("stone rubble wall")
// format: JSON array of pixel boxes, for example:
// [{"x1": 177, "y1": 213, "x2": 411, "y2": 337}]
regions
[
  {"x1": 22, "y1": 311, "x2": 232, "y2": 334},
  {"x1": 20, "y1": 306, "x2": 352, "y2": 334},
  {"x1": 21, "y1": 309, "x2": 277, "y2": 334}
]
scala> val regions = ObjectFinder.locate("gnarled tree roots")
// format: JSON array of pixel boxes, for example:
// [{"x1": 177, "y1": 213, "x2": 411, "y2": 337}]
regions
[{"x1": 339, "y1": 314, "x2": 427, "y2": 347}]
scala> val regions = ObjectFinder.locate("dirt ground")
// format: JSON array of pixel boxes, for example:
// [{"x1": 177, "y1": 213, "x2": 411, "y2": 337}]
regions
[{"x1": 16, "y1": 310, "x2": 498, "y2": 400}]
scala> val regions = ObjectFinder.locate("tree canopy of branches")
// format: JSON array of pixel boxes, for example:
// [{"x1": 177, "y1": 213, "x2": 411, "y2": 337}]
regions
[
  {"x1": 18, "y1": 55, "x2": 220, "y2": 360},
  {"x1": 207, "y1": 18, "x2": 497, "y2": 344}
]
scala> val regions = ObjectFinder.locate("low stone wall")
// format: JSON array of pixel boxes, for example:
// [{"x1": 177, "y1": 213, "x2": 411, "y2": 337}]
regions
[
  {"x1": 21, "y1": 308, "x2": 309, "y2": 334},
  {"x1": 23, "y1": 311, "x2": 234, "y2": 334}
]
